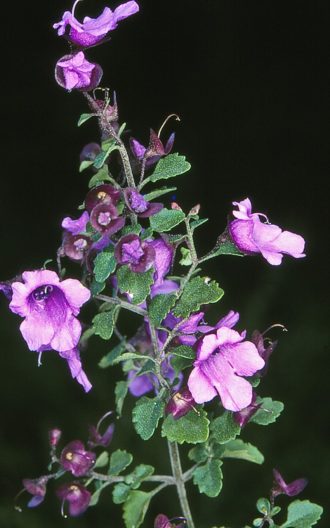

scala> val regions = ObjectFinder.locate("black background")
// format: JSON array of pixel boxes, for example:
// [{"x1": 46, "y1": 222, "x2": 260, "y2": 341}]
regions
[{"x1": 0, "y1": 1, "x2": 328, "y2": 527}]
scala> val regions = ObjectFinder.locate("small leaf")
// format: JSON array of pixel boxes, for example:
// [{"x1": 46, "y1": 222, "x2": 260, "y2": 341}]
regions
[
  {"x1": 162, "y1": 409, "x2": 209, "y2": 444},
  {"x1": 117, "y1": 266, "x2": 154, "y2": 305},
  {"x1": 173, "y1": 276, "x2": 224, "y2": 318},
  {"x1": 193, "y1": 459, "x2": 223, "y2": 497},
  {"x1": 93, "y1": 139, "x2": 118, "y2": 169},
  {"x1": 94, "y1": 250, "x2": 116, "y2": 282},
  {"x1": 94, "y1": 451, "x2": 109, "y2": 469},
  {"x1": 78, "y1": 113, "x2": 94, "y2": 127},
  {"x1": 99, "y1": 341, "x2": 128, "y2": 368},
  {"x1": 138, "y1": 359, "x2": 157, "y2": 376},
  {"x1": 190, "y1": 218, "x2": 209, "y2": 232},
  {"x1": 111, "y1": 352, "x2": 154, "y2": 364},
  {"x1": 216, "y1": 439, "x2": 264, "y2": 464},
  {"x1": 132, "y1": 396, "x2": 165, "y2": 440},
  {"x1": 202, "y1": 240, "x2": 244, "y2": 262},
  {"x1": 251, "y1": 397, "x2": 284, "y2": 426},
  {"x1": 144, "y1": 186, "x2": 177, "y2": 201},
  {"x1": 149, "y1": 153, "x2": 191, "y2": 183},
  {"x1": 121, "y1": 224, "x2": 142, "y2": 236},
  {"x1": 113, "y1": 483, "x2": 131, "y2": 504},
  {"x1": 90, "y1": 279, "x2": 106, "y2": 295},
  {"x1": 210, "y1": 411, "x2": 241, "y2": 444},
  {"x1": 125, "y1": 464, "x2": 155, "y2": 489},
  {"x1": 148, "y1": 293, "x2": 177, "y2": 327},
  {"x1": 89, "y1": 482, "x2": 108, "y2": 506},
  {"x1": 281, "y1": 500, "x2": 323, "y2": 528},
  {"x1": 171, "y1": 345, "x2": 195, "y2": 359},
  {"x1": 88, "y1": 166, "x2": 112, "y2": 189},
  {"x1": 115, "y1": 380, "x2": 129, "y2": 416},
  {"x1": 123, "y1": 491, "x2": 153, "y2": 528},
  {"x1": 256, "y1": 498, "x2": 271, "y2": 515},
  {"x1": 92, "y1": 307, "x2": 117, "y2": 340},
  {"x1": 150, "y1": 208, "x2": 185, "y2": 233},
  {"x1": 180, "y1": 247, "x2": 193, "y2": 266},
  {"x1": 188, "y1": 443, "x2": 209, "y2": 463},
  {"x1": 109, "y1": 449, "x2": 133, "y2": 476},
  {"x1": 79, "y1": 160, "x2": 94, "y2": 172}
]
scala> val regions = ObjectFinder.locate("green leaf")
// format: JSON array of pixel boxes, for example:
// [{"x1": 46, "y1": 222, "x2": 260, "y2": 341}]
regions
[
  {"x1": 202, "y1": 240, "x2": 244, "y2": 262},
  {"x1": 94, "y1": 250, "x2": 116, "y2": 283},
  {"x1": 162, "y1": 409, "x2": 209, "y2": 444},
  {"x1": 111, "y1": 352, "x2": 154, "y2": 364},
  {"x1": 123, "y1": 490, "x2": 153, "y2": 528},
  {"x1": 281, "y1": 500, "x2": 323, "y2": 528},
  {"x1": 148, "y1": 293, "x2": 177, "y2": 327},
  {"x1": 93, "y1": 139, "x2": 118, "y2": 169},
  {"x1": 171, "y1": 355, "x2": 194, "y2": 376},
  {"x1": 144, "y1": 186, "x2": 177, "y2": 201},
  {"x1": 150, "y1": 208, "x2": 185, "y2": 233},
  {"x1": 92, "y1": 307, "x2": 117, "y2": 340},
  {"x1": 250, "y1": 397, "x2": 284, "y2": 426},
  {"x1": 138, "y1": 359, "x2": 157, "y2": 376},
  {"x1": 117, "y1": 266, "x2": 154, "y2": 305},
  {"x1": 188, "y1": 443, "x2": 209, "y2": 463},
  {"x1": 256, "y1": 498, "x2": 271, "y2": 515},
  {"x1": 190, "y1": 218, "x2": 209, "y2": 232},
  {"x1": 99, "y1": 341, "x2": 128, "y2": 368},
  {"x1": 193, "y1": 459, "x2": 223, "y2": 497},
  {"x1": 90, "y1": 279, "x2": 106, "y2": 295},
  {"x1": 171, "y1": 345, "x2": 195, "y2": 360},
  {"x1": 115, "y1": 380, "x2": 129, "y2": 416},
  {"x1": 216, "y1": 439, "x2": 264, "y2": 464},
  {"x1": 88, "y1": 165, "x2": 112, "y2": 189},
  {"x1": 113, "y1": 483, "x2": 131, "y2": 504},
  {"x1": 173, "y1": 276, "x2": 224, "y2": 318},
  {"x1": 149, "y1": 153, "x2": 191, "y2": 183},
  {"x1": 109, "y1": 449, "x2": 133, "y2": 476},
  {"x1": 179, "y1": 247, "x2": 193, "y2": 266},
  {"x1": 132, "y1": 396, "x2": 165, "y2": 440},
  {"x1": 210, "y1": 411, "x2": 241, "y2": 444},
  {"x1": 125, "y1": 464, "x2": 155, "y2": 489},
  {"x1": 94, "y1": 451, "x2": 109, "y2": 469},
  {"x1": 78, "y1": 113, "x2": 94, "y2": 127},
  {"x1": 79, "y1": 160, "x2": 94, "y2": 172},
  {"x1": 121, "y1": 224, "x2": 142, "y2": 236},
  {"x1": 89, "y1": 482, "x2": 109, "y2": 506}
]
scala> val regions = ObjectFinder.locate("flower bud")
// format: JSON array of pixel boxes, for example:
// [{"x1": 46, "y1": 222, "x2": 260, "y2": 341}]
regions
[{"x1": 48, "y1": 428, "x2": 62, "y2": 448}]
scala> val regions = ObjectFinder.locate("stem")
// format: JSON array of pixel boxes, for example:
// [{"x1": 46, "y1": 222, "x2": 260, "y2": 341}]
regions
[
  {"x1": 95, "y1": 294, "x2": 147, "y2": 317},
  {"x1": 90, "y1": 471, "x2": 175, "y2": 485},
  {"x1": 167, "y1": 441, "x2": 196, "y2": 528},
  {"x1": 149, "y1": 323, "x2": 170, "y2": 390}
]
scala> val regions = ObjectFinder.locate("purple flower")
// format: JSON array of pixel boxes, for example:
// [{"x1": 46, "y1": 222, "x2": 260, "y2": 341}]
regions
[
  {"x1": 251, "y1": 329, "x2": 277, "y2": 376},
  {"x1": 80, "y1": 142, "x2": 101, "y2": 163},
  {"x1": 88, "y1": 412, "x2": 115, "y2": 449},
  {"x1": 188, "y1": 326, "x2": 265, "y2": 411},
  {"x1": 85, "y1": 184, "x2": 121, "y2": 213},
  {"x1": 56, "y1": 482, "x2": 91, "y2": 517},
  {"x1": 115, "y1": 234, "x2": 155, "y2": 272},
  {"x1": 271, "y1": 469, "x2": 308, "y2": 499},
  {"x1": 130, "y1": 129, "x2": 175, "y2": 167},
  {"x1": 124, "y1": 187, "x2": 163, "y2": 217},
  {"x1": 53, "y1": 1, "x2": 139, "y2": 48},
  {"x1": 55, "y1": 52, "x2": 103, "y2": 91},
  {"x1": 60, "y1": 440, "x2": 96, "y2": 477},
  {"x1": 166, "y1": 388, "x2": 196, "y2": 419},
  {"x1": 49, "y1": 428, "x2": 62, "y2": 448},
  {"x1": 229, "y1": 198, "x2": 306, "y2": 265},
  {"x1": 154, "y1": 514, "x2": 186, "y2": 528},
  {"x1": 90, "y1": 202, "x2": 125, "y2": 236},
  {"x1": 162, "y1": 311, "x2": 205, "y2": 346},
  {"x1": 149, "y1": 237, "x2": 178, "y2": 296},
  {"x1": 22, "y1": 477, "x2": 48, "y2": 508},
  {"x1": 9, "y1": 270, "x2": 90, "y2": 354},
  {"x1": 233, "y1": 392, "x2": 261, "y2": 427},
  {"x1": 59, "y1": 348, "x2": 92, "y2": 392},
  {"x1": 62, "y1": 211, "x2": 89, "y2": 235},
  {"x1": 62, "y1": 233, "x2": 91, "y2": 261}
]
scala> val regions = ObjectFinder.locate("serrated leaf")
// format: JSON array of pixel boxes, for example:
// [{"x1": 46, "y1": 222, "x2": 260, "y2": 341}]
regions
[
  {"x1": 94, "y1": 451, "x2": 109, "y2": 469},
  {"x1": 111, "y1": 352, "x2": 154, "y2": 364},
  {"x1": 210, "y1": 411, "x2": 241, "y2": 444},
  {"x1": 138, "y1": 359, "x2": 157, "y2": 376},
  {"x1": 94, "y1": 250, "x2": 116, "y2": 282},
  {"x1": 148, "y1": 293, "x2": 177, "y2": 327},
  {"x1": 150, "y1": 208, "x2": 185, "y2": 233},
  {"x1": 188, "y1": 443, "x2": 209, "y2": 463},
  {"x1": 171, "y1": 345, "x2": 195, "y2": 359},
  {"x1": 121, "y1": 224, "x2": 142, "y2": 236},
  {"x1": 99, "y1": 341, "x2": 128, "y2": 368},
  {"x1": 88, "y1": 166, "x2": 112, "y2": 189},
  {"x1": 162, "y1": 409, "x2": 209, "y2": 444},
  {"x1": 113, "y1": 483, "x2": 131, "y2": 504},
  {"x1": 144, "y1": 186, "x2": 177, "y2": 201},
  {"x1": 216, "y1": 439, "x2": 264, "y2": 464},
  {"x1": 123, "y1": 490, "x2": 153, "y2": 528},
  {"x1": 179, "y1": 247, "x2": 192, "y2": 266},
  {"x1": 250, "y1": 397, "x2": 284, "y2": 426},
  {"x1": 109, "y1": 449, "x2": 133, "y2": 476},
  {"x1": 125, "y1": 464, "x2": 155, "y2": 489},
  {"x1": 281, "y1": 500, "x2": 323, "y2": 528},
  {"x1": 115, "y1": 380, "x2": 129, "y2": 416},
  {"x1": 90, "y1": 279, "x2": 106, "y2": 295},
  {"x1": 173, "y1": 276, "x2": 224, "y2": 318},
  {"x1": 193, "y1": 459, "x2": 223, "y2": 497},
  {"x1": 132, "y1": 396, "x2": 165, "y2": 440},
  {"x1": 149, "y1": 153, "x2": 191, "y2": 183},
  {"x1": 78, "y1": 113, "x2": 94, "y2": 127},
  {"x1": 117, "y1": 266, "x2": 154, "y2": 305},
  {"x1": 93, "y1": 307, "x2": 117, "y2": 340}
]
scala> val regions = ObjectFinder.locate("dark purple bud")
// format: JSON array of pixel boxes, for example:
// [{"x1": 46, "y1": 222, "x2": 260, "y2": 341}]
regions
[
  {"x1": 60, "y1": 440, "x2": 96, "y2": 477},
  {"x1": 154, "y1": 514, "x2": 186, "y2": 528},
  {"x1": 233, "y1": 392, "x2": 261, "y2": 427},
  {"x1": 166, "y1": 388, "x2": 196, "y2": 420},
  {"x1": 80, "y1": 142, "x2": 101, "y2": 163},
  {"x1": 164, "y1": 132, "x2": 175, "y2": 154},
  {"x1": 48, "y1": 428, "x2": 62, "y2": 448},
  {"x1": 146, "y1": 129, "x2": 166, "y2": 158},
  {"x1": 63, "y1": 233, "x2": 91, "y2": 261},
  {"x1": 271, "y1": 469, "x2": 308, "y2": 499},
  {"x1": 88, "y1": 411, "x2": 115, "y2": 448},
  {"x1": 252, "y1": 330, "x2": 277, "y2": 376},
  {"x1": 115, "y1": 234, "x2": 155, "y2": 272},
  {"x1": 95, "y1": 97, "x2": 119, "y2": 122},
  {"x1": 56, "y1": 482, "x2": 91, "y2": 517},
  {"x1": 85, "y1": 184, "x2": 121, "y2": 213},
  {"x1": 124, "y1": 188, "x2": 163, "y2": 217},
  {"x1": 22, "y1": 477, "x2": 48, "y2": 508},
  {"x1": 90, "y1": 203, "x2": 125, "y2": 235},
  {"x1": 55, "y1": 52, "x2": 103, "y2": 92},
  {"x1": 0, "y1": 281, "x2": 13, "y2": 301}
]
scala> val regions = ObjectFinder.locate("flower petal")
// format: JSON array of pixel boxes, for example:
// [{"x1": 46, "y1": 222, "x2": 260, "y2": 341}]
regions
[
  {"x1": 60, "y1": 279, "x2": 91, "y2": 315},
  {"x1": 188, "y1": 366, "x2": 217, "y2": 404}
]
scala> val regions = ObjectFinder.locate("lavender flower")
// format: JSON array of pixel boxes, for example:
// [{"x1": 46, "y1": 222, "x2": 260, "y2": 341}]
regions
[
  {"x1": 124, "y1": 187, "x2": 163, "y2": 217},
  {"x1": 9, "y1": 270, "x2": 90, "y2": 354},
  {"x1": 271, "y1": 469, "x2": 308, "y2": 498},
  {"x1": 229, "y1": 198, "x2": 305, "y2": 265},
  {"x1": 90, "y1": 202, "x2": 125, "y2": 236},
  {"x1": 88, "y1": 411, "x2": 115, "y2": 449},
  {"x1": 55, "y1": 52, "x2": 103, "y2": 91},
  {"x1": 53, "y1": 1, "x2": 139, "y2": 48},
  {"x1": 188, "y1": 325, "x2": 265, "y2": 411},
  {"x1": 130, "y1": 129, "x2": 175, "y2": 166},
  {"x1": 56, "y1": 482, "x2": 91, "y2": 517},
  {"x1": 62, "y1": 211, "x2": 89, "y2": 235},
  {"x1": 59, "y1": 348, "x2": 92, "y2": 393},
  {"x1": 60, "y1": 440, "x2": 96, "y2": 477},
  {"x1": 149, "y1": 237, "x2": 177, "y2": 295},
  {"x1": 22, "y1": 477, "x2": 48, "y2": 508},
  {"x1": 62, "y1": 233, "x2": 91, "y2": 261},
  {"x1": 115, "y1": 234, "x2": 155, "y2": 272}
]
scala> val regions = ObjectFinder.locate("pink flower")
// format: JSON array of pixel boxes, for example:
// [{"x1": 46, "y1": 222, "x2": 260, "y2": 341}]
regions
[
  {"x1": 229, "y1": 198, "x2": 306, "y2": 265},
  {"x1": 188, "y1": 326, "x2": 265, "y2": 411},
  {"x1": 55, "y1": 52, "x2": 103, "y2": 91}
]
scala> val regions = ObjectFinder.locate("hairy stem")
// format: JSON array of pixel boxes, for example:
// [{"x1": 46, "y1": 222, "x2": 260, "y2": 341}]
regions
[
  {"x1": 90, "y1": 471, "x2": 175, "y2": 485},
  {"x1": 95, "y1": 294, "x2": 147, "y2": 317},
  {"x1": 167, "y1": 441, "x2": 196, "y2": 528}
]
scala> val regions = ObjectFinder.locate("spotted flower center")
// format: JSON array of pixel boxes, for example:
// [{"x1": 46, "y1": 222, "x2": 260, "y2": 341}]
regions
[
  {"x1": 98, "y1": 211, "x2": 111, "y2": 226},
  {"x1": 73, "y1": 238, "x2": 88, "y2": 250},
  {"x1": 32, "y1": 285, "x2": 54, "y2": 302}
]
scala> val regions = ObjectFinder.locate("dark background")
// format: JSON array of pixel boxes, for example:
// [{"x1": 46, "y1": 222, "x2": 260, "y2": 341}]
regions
[{"x1": 0, "y1": 1, "x2": 328, "y2": 527}]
